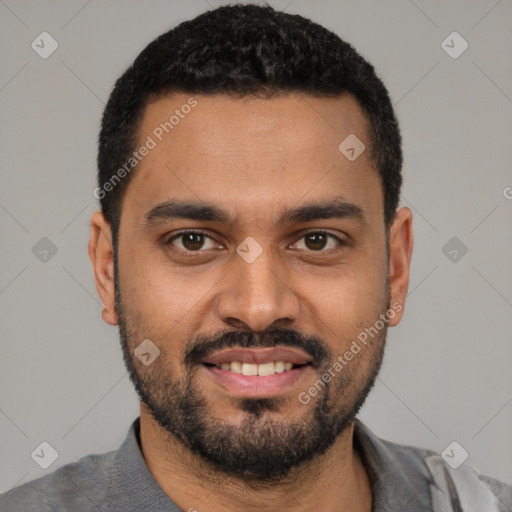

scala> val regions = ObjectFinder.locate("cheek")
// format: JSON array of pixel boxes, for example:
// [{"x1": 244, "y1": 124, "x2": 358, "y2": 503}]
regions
[
  {"x1": 306, "y1": 260, "x2": 388, "y2": 356},
  {"x1": 316, "y1": 265, "x2": 387, "y2": 320},
  {"x1": 120, "y1": 241, "x2": 211, "y2": 322},
  {"x1": 118, "y1": 254, "x2": 219, "y2": 362}
]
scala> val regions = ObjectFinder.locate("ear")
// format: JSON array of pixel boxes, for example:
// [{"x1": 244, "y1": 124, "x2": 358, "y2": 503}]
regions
[
  {"x1": 387, "y1": 207, "x2": 413, "y2": 327},
  {"x1": 88, "y1": 210, "x2": 118, "y2": 326}
]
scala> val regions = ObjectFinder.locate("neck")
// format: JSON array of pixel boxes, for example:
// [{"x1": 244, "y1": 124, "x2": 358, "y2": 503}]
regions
[{"x1": 138, "y1": 406, "x2": 373, "y2": 512}]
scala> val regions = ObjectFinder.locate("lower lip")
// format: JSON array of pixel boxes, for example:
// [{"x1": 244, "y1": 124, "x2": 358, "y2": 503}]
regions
[{"x1": 202, "y1": 365, "x2": 311, "y2": 398}]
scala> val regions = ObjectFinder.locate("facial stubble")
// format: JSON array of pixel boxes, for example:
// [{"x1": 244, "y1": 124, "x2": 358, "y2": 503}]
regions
[{"x1": 114, "y1": 255, "x2": 388, "y2": 481}]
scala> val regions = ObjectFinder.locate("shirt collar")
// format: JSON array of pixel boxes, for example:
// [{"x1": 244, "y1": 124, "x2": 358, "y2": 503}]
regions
[
  {"x1": 111, "y1": 417, "x2": 433, "y2": 511},
  {"x1": 109, "y1": 416, "x2": 180, "y2": 511},
  {"x1": 353, "y1": 418, "x2": 433, "y2": 511}
]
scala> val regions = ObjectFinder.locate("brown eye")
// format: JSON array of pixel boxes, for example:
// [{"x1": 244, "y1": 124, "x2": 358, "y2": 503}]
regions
[
  {"x1": 304, "y1": 233, "x2": 328, "y2": 250},
  {"x1": 292, "y1": 232, "x2": 342, "y2": 252},
  {"x1": 167, "y1": 231, "x2": 217, "y2": 251}
]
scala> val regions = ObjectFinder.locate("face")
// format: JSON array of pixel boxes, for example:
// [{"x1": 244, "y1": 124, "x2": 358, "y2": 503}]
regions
[{"x1": 89, "y1": 92, "x2": 413, "y2": 481}]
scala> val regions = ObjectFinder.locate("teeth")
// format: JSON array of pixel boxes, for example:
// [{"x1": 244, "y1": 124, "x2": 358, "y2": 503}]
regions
[
  {"x1": 274, "y1": 361, "x2": 285, "y2": 373},
  {"x1": 216, "y1": 360, "x2": 299, "y2": 375},
  {"x1": 242, "y1": 363, "x2": 258, "y2": 376},
  {"x1": 257, "y1": 362, "x2": 275, "y2": 376},
  {"x1": 230, "y1": 361, "x2": 243, "y2": 373}
]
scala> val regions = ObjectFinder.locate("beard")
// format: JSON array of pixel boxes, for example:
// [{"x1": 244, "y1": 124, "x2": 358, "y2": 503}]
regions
[{"x1": 115, "y1": 269, "x2": 388, "y2": 482}]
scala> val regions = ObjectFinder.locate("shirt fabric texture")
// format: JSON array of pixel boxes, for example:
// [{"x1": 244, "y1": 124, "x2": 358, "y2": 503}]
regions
[{"x1": 1, "y1": 417, "x2": 510, "y2": 511}]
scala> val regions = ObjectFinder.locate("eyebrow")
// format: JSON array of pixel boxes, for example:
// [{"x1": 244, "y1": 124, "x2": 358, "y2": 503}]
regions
[{"x1": 143, "y1": 196, "x2": 365, "y2": 227}]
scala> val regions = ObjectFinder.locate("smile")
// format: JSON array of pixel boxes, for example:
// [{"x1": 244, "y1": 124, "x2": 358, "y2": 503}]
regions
[
  {"x1": 206, "y1": 360, "x2": 304, "y2": 376},
  {"x1": 201, "y1": 347, "x2": 314, "y2": 397}
]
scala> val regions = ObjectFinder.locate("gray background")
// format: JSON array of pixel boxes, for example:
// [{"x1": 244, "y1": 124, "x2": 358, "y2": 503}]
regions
[{"x1": 1, "y1": 0, "x2": 511, "y2": 494}]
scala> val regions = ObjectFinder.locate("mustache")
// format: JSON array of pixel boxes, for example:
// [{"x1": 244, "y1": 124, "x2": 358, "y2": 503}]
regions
[{"x1": 184, "y1": 326, "x2": 331, "y2": 367}]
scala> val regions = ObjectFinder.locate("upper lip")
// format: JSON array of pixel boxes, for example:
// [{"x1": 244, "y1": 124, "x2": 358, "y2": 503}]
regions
[{"x1": 203, "y1": 347, "x2": 312, "y2": 365}]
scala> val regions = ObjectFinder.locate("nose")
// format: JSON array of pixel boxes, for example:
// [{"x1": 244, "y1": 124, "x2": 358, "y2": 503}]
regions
[{"x1": 215, "y1": 248, "x2": 302, "y2": 332}]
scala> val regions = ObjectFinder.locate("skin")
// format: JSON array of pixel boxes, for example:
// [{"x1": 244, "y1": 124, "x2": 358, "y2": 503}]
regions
[{"x1": 89, "y1": 92, "x2": 413, "y2": 512}]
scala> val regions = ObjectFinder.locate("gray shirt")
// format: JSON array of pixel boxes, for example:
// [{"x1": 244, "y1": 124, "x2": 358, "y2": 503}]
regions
[{"x1": 1, "y1": 417, "x2": 510, "y2": 511}]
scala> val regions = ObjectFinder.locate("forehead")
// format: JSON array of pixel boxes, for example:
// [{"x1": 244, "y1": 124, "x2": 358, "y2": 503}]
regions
[{"x1": 122, "y1": 92, "x2": 383, "y2": 226}]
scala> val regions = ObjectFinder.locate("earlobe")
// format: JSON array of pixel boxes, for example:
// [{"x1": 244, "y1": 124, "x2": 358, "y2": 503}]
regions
[
  {"x1": 387, "y1": 207, "x2": 414, "y2": 327},
  {"x1": 88, "y1": 211, "x2": 118, "y2": 326},
  {"x1": 101, "y1": 307, "x2": 117, "y2": 326}
]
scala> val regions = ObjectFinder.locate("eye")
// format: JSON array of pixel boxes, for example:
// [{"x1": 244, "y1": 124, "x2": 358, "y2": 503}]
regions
[
  {"x1": 165, "y1": 230, "x2": 344, "y2": 254},
  {"x1": 291, "y1": 232, "x2": 343, "y2": 252},
  {"x1": 166, "y1": 230, "x2": 219, "y2": 252}
]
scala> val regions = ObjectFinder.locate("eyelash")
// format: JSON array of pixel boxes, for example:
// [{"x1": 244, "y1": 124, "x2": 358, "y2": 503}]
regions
[{"x1": 165, "y1": 229, "x2": 345, "y2": 255}]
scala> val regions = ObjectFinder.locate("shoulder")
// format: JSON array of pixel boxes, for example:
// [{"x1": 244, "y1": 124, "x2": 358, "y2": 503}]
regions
[
  {"x1": 353, "y1": 419, "x2": 511, "y2": 511},
  {"x1": 382, "y1": 436, "x2": 512, "y2": 511},
  {"x1": 0, "y1": 450, "x2": 116, "y2": 512}
]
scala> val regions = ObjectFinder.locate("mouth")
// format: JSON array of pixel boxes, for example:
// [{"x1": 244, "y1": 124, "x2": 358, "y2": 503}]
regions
[
  {"x1": 204, "y1": 360, "x2": 308, "y2": 375},
  {"x1": 200, "y1": 347, "x2": 314, "y2": 397}
]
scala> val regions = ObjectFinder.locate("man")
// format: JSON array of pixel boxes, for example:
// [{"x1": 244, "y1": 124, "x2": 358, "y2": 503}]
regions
[{"x1": 1, "y1": 4, "x2": 510, "y2": 511}]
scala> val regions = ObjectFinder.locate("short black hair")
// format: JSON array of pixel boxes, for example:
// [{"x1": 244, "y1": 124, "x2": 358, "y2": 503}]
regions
[{"x1": 97, "y1": 3, "x2": 402, "y2": 244}]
